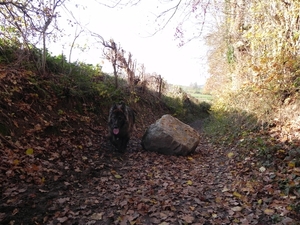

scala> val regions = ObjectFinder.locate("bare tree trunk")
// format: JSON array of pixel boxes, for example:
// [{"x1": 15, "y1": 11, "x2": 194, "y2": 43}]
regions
[
  {"x1": 69, "y1": 27, "x2": 84, "y2": 63},
  {"x1": 158, "y1": 75, "x2": 162, "y2": 99},
  {"x1": 98, "y1": 38, "x2": 119, "y2": 89},
  {"x1": 41, "y1": 0, "x2": 65, "y2": 75},
  {"x1": 111, "y1": 41, "x2": 119, "y2": 88},
  {"x1": 113, "y1": 57, "x2": 118, "y2": 88},
  {"x1": 42, "y1": 32, "x2": 47, "y2": 75}
]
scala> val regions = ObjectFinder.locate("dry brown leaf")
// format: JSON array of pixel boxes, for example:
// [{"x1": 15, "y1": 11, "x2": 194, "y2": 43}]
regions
[
  {"x1": 57, "y1": 216, "x2": 68, "y2": 223},
  {"x1": 264, "y1": 208, "x2": 275, "y2": 215},
  {"x1": 56, "y1": 197, "x2": 70, "y2": 204},
  {"x1": 233, "y1": 191, "x2": 242, "y2": 198},
  {"x1": 90, "y1": 212, "x2": 104, "y2": 220},
  {"x1": 231, "y1": 206, "x2": 243, "y2": 212},
  {"x1": 182, "y1": 214, "x2": 194, "y2": 223}
]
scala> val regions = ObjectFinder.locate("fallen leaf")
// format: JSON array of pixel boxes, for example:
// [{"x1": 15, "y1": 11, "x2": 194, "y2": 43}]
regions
[
  {"x1": 159, "y1": 212, "x2": 168, "y2": 220},
  {"x1": 26, "y1": 148, "x2": 34, "y2": 155},
  {"x1": 233, "y1": 191, "x2": 242, "y2": 198},
  {"x1": 288, "y1": 161, "x2": 295, "y2": 169},
  {"x1": 212, "y1": 213, "x2": 218, "y2": 218},
  {"x1": 57, "y1": 216, "x2": 68, "y2": 223},
  {"x1": 187, "y1": 180, "x2": 193, "y2": 185},
  {"x1": 120, "y1": 200, "x2": 128, "y2": 207},
  {"x1": 18, "y1": 188, "x2": 27, "y2": 193},
  {"x1": 13, "y1": 120, "x2": 19, "y2": 127},
  {"x1": 12, "y1": 208, "x2": 19, "y2": 215},
  {"x1": 215, "y1": 197, "x2": 222, "y2": 203},
  {"x1": 259, "y1": 166, "x2": 266, "y2": 172},
  {"x1": 222, "y1": 187, "x2": 230, "y2": 192},
  {"x1": 281, "y1": 217, "x2": 294, "y2": 224},
  {"x1": 90, "y1": 212, "x2": 104, "y2": 220},
  {"x1": 182, "y1": 214, "x2": 194, "y2": 223},
  {"x1": 34, "y1": 124, "x2": 42, "y2": 131},
  {"x1": 231, "y1": 206, "x2": 243, "y2": 212},
  {"x1": 227, "y1": 152, "x2": 234, "y2": 158},
  {"x1": 57, "y1": 197, "x2": 70, "y2": 204},
  {"x1": 115, "y1": 174, "x2": 122, "y2": 179},
  {"x1": 75, "y1": 167, "x2": 82, "y2": 172},
  {"x1": 13, "y1": 159, "x2": 20, "y2": 165},
  {"x1": 264, "y1": 208, "x2": 275, "y2": 215}
]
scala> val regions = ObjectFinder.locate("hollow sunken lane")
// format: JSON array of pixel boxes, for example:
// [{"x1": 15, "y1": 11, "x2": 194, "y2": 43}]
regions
[
  {"x1": 48, "y1": 134, "x2": 236, "y2": 225},
  {"x1": 1, "y1": 121, "x2": 298, "y2": 224},
  {"x1": 101, "y1": 137, "x2": 236, "y2": 225}
]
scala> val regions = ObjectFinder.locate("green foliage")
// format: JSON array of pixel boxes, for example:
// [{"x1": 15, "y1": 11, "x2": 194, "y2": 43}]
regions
[
  {"x1": 0, "y1": 39, "x2": 161, "y2": 113},
  {"x1": 46, "y1": 53, "x2": 68, "y2": 73},
  {"x1": 0, "y1": 38, "x2": 21, "y2": 63},
  {"x1": 0, "y1": 39, "x2": 43, "y2": 70},
  {"x1": 203, "y1": 104, "x2": 259, "y2": 145},
  {"x1": 0, "y1": 45, "x2": 120, "y2": 111},
  {"x1": 205, "y1": 0, "x2": 300, "y2": 126},
  {"x1": 163, "y1": 95, "x2": 185, "y2": 118},
  {"x1": 182, "y1": 85, "x2": 213, "y2": 102},
  {"x1": 198, "y1": 101, "x2": 211, "y2": 113},
  {"x1": 162, "y1": 93, "x2": 211, "y2": 123},
  {"x1": 0, "y1": 33, "x2": 209, "y2": 124},
  {"x1": 226, "y1": 45, "x2": 235, "y2": 64}
]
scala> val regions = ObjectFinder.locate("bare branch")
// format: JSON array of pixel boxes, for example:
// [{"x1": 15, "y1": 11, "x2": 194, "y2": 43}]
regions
[
  {"x1": 93, "y1": 0, "x2": 123, "y2": 8},
  {"x1": 93, "y1": 0, "x2": 142, "y2": 8},
  {"x1": 150, "y1": 0, "x2": 183, "y2": 36},
  {"x1": 69, "y1": 27, "x2": 84, "y2": 63}
]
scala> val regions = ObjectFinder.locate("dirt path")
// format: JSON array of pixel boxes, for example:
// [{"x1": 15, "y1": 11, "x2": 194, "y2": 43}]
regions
[{"x1": 0, "y1": 120, "x2": 297, "y2": 224}]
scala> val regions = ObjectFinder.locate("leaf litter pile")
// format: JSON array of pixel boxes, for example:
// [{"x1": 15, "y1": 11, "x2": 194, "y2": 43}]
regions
[{"x1": 0, "y1": 69, "x2": 300, "y2": 224}]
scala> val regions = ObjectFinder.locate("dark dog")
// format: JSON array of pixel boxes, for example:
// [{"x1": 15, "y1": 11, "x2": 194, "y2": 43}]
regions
[{"x1": 108, "y1": 102, "x2": 135, "y2": 152}]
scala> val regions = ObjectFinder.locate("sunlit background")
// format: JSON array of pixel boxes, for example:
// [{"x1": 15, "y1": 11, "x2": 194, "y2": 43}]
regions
[{"x1": 48, "y1": 0, "x2": 212, "y2": 86}]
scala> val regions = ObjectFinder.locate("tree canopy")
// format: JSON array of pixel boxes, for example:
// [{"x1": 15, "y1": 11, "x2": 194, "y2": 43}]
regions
[{"x1": 204, "y1": 0, "x2": 300, "y2": 123}]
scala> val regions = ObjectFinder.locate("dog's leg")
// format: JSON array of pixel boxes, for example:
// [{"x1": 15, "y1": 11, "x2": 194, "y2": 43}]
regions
[{"x1": 119, "y1": 136, "x2": 129, "y2": 153}]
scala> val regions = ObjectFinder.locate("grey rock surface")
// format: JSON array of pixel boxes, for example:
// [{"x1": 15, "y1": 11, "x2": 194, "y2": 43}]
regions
[{"x1": 141, "y1": 114, "x2": 200, "y2": 156}]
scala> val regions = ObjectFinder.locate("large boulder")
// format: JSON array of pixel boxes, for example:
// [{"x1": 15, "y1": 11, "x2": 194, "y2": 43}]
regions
[{"x1": 141, "y1": 114, "x2": 200, "y2": 156}]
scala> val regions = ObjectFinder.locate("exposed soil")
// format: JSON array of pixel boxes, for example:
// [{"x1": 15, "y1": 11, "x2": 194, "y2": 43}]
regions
[{"x1": 0, "y1": 68, "x2": 299, "y2": 225}]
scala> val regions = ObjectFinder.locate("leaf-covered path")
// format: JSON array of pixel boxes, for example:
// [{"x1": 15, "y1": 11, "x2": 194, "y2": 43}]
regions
[
  {"x1": 0, "y1": 63, "x2": 297, "y2": 224},
  {"x1": 2, "y1": 117, "x2": 298, "y2": 225},
  {"x1": 0, "y1": 120, "x2": 229, "y2": 225}
]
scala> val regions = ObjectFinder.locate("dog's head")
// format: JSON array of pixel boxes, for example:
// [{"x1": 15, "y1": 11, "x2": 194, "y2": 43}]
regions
[{"x1": 109, "y1": 102, "x2": 127, "y2": 135}]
